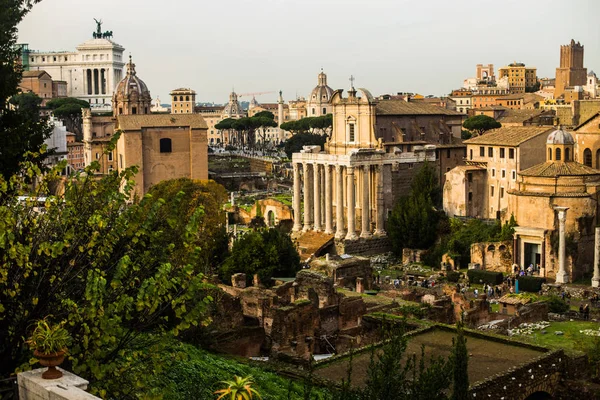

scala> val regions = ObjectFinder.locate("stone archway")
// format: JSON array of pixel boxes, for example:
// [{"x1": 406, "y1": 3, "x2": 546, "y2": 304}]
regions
[{"x1": 524, "y1": 391, "x2": 553, "y2": 400}]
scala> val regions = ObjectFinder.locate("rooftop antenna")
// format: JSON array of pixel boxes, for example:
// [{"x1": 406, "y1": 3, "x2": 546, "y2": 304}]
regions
[{"x1": 349, "y1": 75, "x2": 355, "y2": 89}]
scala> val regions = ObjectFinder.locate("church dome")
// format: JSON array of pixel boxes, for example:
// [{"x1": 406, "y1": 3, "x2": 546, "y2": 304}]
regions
[
  {"x1": 112, "y1": 56, "x2": 152, "y2": 116},
  {"x1": 309, "y1": 70, "x2": 334, "y2": 104},
  {"x1": 114, "y1": 57, "x2": 150, "y2": 100},
  {"x1": 222, "y1": 91, "x2": 243, "y2": 117},
  {"x1": 546, "y1": 127, "x2": 575, "y2": 145}
]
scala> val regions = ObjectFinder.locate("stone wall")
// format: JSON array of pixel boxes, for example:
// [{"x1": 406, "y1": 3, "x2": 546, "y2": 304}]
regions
[
  {"x1": 401, "y1": 248, "x2": 427, "y2": 264},
  {"x1": 336, "y1": 236, "x2": 392, "y2": 256},
  {"x1": 470, "y1": 241, "x2": 512, "y2": 273}
]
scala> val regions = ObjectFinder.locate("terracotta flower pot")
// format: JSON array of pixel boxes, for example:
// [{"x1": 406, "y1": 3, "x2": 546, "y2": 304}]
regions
[{"x1": 34, "y1": 349, "x2": 66, "y2": 379}]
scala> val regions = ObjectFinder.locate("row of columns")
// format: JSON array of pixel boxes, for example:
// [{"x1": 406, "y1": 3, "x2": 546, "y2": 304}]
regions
[
  {"x1": 85, "y1": 68, "x2": 108, "y2": 95},
  {"x1": 292, "y1": 162, "x2": 386, "y2": 240}
]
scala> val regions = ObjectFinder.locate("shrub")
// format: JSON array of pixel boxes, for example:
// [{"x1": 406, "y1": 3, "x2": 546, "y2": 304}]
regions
[
  {"x1": 467, "y1": 269, "x2": 503, "y2": 285},
  {"x1": 547, "y1": 295, "x2": 569, "y2": 314},
  {"x1": 516, "y1": 276, "x2": 546, "y2": 293},
  {"x1": 447, "y1": 271, "x2": 462, "y2": 283}
]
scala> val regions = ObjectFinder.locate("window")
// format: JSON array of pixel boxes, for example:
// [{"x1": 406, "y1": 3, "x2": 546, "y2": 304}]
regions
[
  {"x1": 500, "y1": 187, "x2": 504, "y2": 198},
  {"x1": 108, "y1": 152, "x2": 113, "y2": 161},
  {"x1": 186, "y1": 96, "x2": 189, "y2": 101},
  {"x1": 179, "y1": 96, "x2": 183, "y2": 101},
  {"x1": 312, "y1": 108, "x2": 315, "y2": 115},
  {"x1": 492, "y1": 168, "x2": 496, "y2": 177},
  {"x1": 501, "y1": 169, "x2": 506, "y2": 178},
  {"x1": 555, "y1": 148, "x2": 561, "y2": 161},
  {"x1": 565, "y1": 148, "x2": 570, "y2": 161},
  {"x1": 509, "y1": 148, "x2": 514, "y2": 159},
  {"x1": 322, "y1": 107, "x2": 327, "y2": 114},
  {"x1": 348, "y1": 124, "x2": 355, "y2": 142},
  {"x1": 512, "y1": 170, "x2": 516, "y2": 180},
  {"x1": 491, "y1": 186, "x2": 495, "y2": 197},
  {"x1": 119, "y1": 154, "x2": 123, "y2": 169},
  {"x1": 119, "y1": 107, "x2": 123, "y2": 114},
  {"x1": 160, "y1": 138, "x2": 172, "y2": 153},
  {"x1": 468, "y1": 192, "x2": 473, "y2": 202},
  {"x1": 132, "y1": 107, "x2": 137, "y2": 115},
  {"x1": 95, "y1": 152, "x2": 99, "y2": 159},
  {"x1": 446, "y1": 149, "x2": 451, "y2": 158},
  {"x1": 470, "y1": 149, "x2": 473, "y2": 160},
  {"x1": 467, "y1": 173, "x2": 473, "y2": 183},
  {"x1": 584, "y1": 148, "x2": 592, "y2": 167},
  {"x1": 480, "y1": 147, "x2": 485, "y2": 157},
  {"x1": 500, "y1": 148, "x2": 505, "y2": 158},
  {"x1": 548, "y1": 148, "x2": 553, "y2": 160},
  {"x1": 488, "y1": 147, "x2": 493, "y2": 157}
]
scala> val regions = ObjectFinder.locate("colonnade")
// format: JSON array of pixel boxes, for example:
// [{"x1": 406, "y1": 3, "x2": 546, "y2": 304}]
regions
[
  {"x1": 292, "y1": 162, "x2": 386, "y2": 240},
  {"x1": 85, "y1": 68, "x2": 108, "y2": 96}
]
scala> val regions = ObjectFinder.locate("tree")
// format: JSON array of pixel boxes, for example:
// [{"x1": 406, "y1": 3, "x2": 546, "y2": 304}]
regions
[
  {"x1": 46, "y1": 97, "x2": 90, "y2": 140},
  {"x1": 462, "y1": 115, "x2": 501, "y2": 136},
  {"x1": 0, "y1": 137, "x2": 214, "y2": 397},
  {"x1": 214, "y1": 375, "x2": 262, "y2": 400},
  {"x1": 387, "y1": 162, "x2": 442, "y2": 253},
  {"x1": 280, "y1": 114, "x2": 332, "y2": 137},
  {"x1": 0, "y1": 0, "x2": 52, "y2": 182},
  {"x1": 221, "y1": 229, "x2": 300, "y2": 286},
  {"x1": 283, "y1": 132, "x2": 327, "y2": 159},
  {"x1": 146, "y1": 178, "x2": 230, "y2": 275},
  {"x1": 450, "y1": 322, "x2": 469, "y2": 400}
]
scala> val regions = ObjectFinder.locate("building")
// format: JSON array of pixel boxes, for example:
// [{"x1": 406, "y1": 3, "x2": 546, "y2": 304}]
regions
[
  {"x1": 150, "y1": 97, "x2": 169, "y2": 113},
  {"x1": 555, "y1": 40, "x2": 587, "y2": 99},
  {"x1": 83, "y1": 57, "x2": 208, "y2": 196},
  {"x1": 23, "y1": 22, "x2": 126, "y2": 112},
  {"x1": 19, "y1": 70, "x2": 53, "y2": 105},
  {"x1": 248, "y1": 91, "x2": 289, "y2": 145},
  {"x1": 66, "y1": 132, "x2": 84, "y2": 172},
  {"x1": 449, "y1": 89, "x2": 472, "y2": 114},
  {"x1": 498, "y1": 62, "x2": 537, "y2": 94},
  {"x1": 44, "y1": 117, "x2": 69, "y2": 169},
  {"x1": 508, "y1": 128, "x2": 600, "y2": 282},
  {"x1": 585, "y1": 71, "x2": 599, "y2": 99},
  {"x1": 444, "y1": 126, "x2": 553, "y2": 219},
  {"x1": 574, "y1": 112, "x2": 600, "y2": 168},
  {"x1": 471, "y1": 93, "x2": 507, "y2": 109},
  {"x1": 306, "y1": 70, "x2": 334, "y2": 117},
  {"x1": 170, "y1": 88, "x2": 196, "y2": 114},
  {"x1": 476, "y1": 64, "x2": 495, "y2": 84}
]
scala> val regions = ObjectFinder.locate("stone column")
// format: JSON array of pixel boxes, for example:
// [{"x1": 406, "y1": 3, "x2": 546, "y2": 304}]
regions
[
  {"x1": 374, "y1": 164, "x2": 386, "y2": 236},
  {"x1": 335, "y1": 165, "x2": 346, "y2": 239},
  {"x1": 593, "y1": 227, "x2": 600, "y2": 287},
  {"x1": 324, "y1": 165, "x2": 334, "y2": 234},
  {"x1": 303, "y1": 163, "x2": 313, "y2": 231},
  {"x1": 292, "y1": 162, "x2": 302, "y2": 232},
  {"x1": 360, "y1": 166, "x2": 371, "y2": 238},
  {"x1": 555, "y1": 206, "x2": 569, "y2": 284},
  {"x1": 313, "y1": 164, "x2": 322, "y2": 231},
  {"x1": 346, "y1": 166, "x2": 358, "y2": 240}
]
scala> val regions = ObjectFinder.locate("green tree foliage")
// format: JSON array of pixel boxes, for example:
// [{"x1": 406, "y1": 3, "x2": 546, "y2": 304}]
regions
[
  {"x1": 450, "y1": 322, "x2": 469, "y2": 400},
  {"x1": 0, "y1": 0, "x2": 52, "y2": 182},
  {"x1": 462, "y1": 115, "x2": 501, "y2": 136},
  {"x1": 221, "y1": 229, "x2": 300, "y2": 285},
  {"x1": 215, "y1": 112, "x2": 277, "y2": 150},
  {"x1": 0, "y1": 139, "x2": 214, "y2": 397},
  {"x1": 283, "y1": 133, "x2": 328, "y2": 159},
  {"x1": 280, "y1": 114, "x2": 332, "y2": 136},
  {"x1": 46, "y1": 97, "x2": 90, "y2": 140},
  {"x1": 388, "y1": 162, "x2": 442, "y2": 253},
  {"x1": 146, "y1": 178, "x2": 229, "y2": 275}
]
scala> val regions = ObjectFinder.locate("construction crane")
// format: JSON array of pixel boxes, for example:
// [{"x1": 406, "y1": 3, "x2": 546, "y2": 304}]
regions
[{"x1": 237, "y1": 91, "x2": 276, "y2": 98}]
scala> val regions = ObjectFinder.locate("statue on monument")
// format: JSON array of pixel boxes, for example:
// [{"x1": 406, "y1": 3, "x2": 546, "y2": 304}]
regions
[{"x1": 93, "y1": 18, "x2": 103, "y2": 38}]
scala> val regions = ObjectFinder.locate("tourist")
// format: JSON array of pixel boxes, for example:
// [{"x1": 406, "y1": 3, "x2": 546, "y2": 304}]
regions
[
  {"x1": 584, "y1": 304, "x2": 590, "y2": 320},
  {"x1": 579, "y1": 304, "x2": 584, "y2": 318},
  {"x1": 527, "y1": 264, "x2": 534, "y2": 276}
]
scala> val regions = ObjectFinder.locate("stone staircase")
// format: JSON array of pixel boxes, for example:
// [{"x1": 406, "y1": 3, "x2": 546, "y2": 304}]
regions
[{"x1": 292, "y1": 230, "x2": 335, "y2": 262}]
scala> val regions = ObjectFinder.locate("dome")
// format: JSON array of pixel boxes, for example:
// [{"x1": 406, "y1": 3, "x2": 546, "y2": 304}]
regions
[
  {"x1": 546, "y1": 127, "x2": 575, "y2": 145},
  {"x1": 222, "y1": 91, "x2": 243, "y2": 116},
  {"x1": 114, "y1": 57, "x2": 150, "y2": 99},
  {"x1": 309, "y1": 70, "x2": 334, "y2": 104}
]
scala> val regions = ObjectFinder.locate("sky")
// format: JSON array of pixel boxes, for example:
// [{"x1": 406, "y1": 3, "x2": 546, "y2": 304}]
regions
[{"x1": 17, "y1": 0, "x2": 600, "y2": 104}]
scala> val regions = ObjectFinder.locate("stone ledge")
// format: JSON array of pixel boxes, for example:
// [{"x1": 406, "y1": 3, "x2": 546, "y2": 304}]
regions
[{"x1": 18, "y1": 367, "x2": 99, "y2": 400}]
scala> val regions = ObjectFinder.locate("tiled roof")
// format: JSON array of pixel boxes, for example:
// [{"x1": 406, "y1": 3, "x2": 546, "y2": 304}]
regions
[
  {"x1": 519, "y1": 161, "x2": 600, "y2": 177},
  {"x1": 117, "y1": 114, "x2": 207, "y2": 130},
  {"x1": 499, "y1": 295, "x2": 531, "y2": 305},
  {"x1": 497, "y1": 109, "x2": 550, "y2": 124},
  {"x1": 464, "y1": 126, "x2": 552, "y2": 146},
  {"x1": 375, "y1": 100, "x2": 462, "y2": 116},
  {"x1": 22, "y1": 70, "x2": 51, "y2": 78}
]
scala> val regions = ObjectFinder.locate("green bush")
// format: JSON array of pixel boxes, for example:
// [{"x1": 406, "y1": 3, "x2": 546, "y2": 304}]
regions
[
  {"x1": 467, "y1": 269, "x2": 503, "y2": 285},
  {"x1": 516, "y1": 276, "x2": 546, "y2": 293},
  {"x1": 447, "y1": 271, "x2": 462, "y2": 283},
  {"x1": 547, "y1": 295, "x2": 569, "y2": 314}
]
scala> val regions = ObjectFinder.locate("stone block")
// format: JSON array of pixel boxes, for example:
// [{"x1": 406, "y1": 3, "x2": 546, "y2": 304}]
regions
[
  {"x1": 18, "y1": 368, "x2": 96, "y2": 400},
  {"x1": 231, "y1": 273, "x2": 246, "y2": 288}
]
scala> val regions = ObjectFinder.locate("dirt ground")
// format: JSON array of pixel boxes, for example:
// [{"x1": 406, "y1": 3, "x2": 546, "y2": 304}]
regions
[{"x1": 315, "y1": 329, "x2": 545, "y2": 387}]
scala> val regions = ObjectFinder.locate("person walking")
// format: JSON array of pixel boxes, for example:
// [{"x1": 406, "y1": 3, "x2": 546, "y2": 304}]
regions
[{"x1": 584, "y1": 304, "x2": 590, "y2": 320}]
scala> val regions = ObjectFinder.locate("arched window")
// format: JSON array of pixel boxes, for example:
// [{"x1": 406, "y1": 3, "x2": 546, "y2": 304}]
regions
[
  {"x1": 565, "y1": 148, "x2": 570, "y2": 161},
  {"x1": 132, "y1": 107, "x2": 137, "y2": 115},
  {"x1": 160, "y1": 138, "x2": 172, "y2": 153},
  {"x1": 548, "y1": 148, "x2": 552, "y2": 160},
  {"x1": 584, "y1": 148, "x2": 592, "y2": 167},
  {"x1": 179, "y1": 96, "x2": 183, "y2": 101},
  {"x1": 186, "y1": 96, "x2": 189, "y2": 101},
  {"x1": 555, "y1": 148, "x2": 561, "y2": 161}
]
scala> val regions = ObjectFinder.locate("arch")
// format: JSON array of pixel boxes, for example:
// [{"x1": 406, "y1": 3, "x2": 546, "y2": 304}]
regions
[
  {"x1": 555, "y1": 148, "x2": 561, "y2": 161},
  {"x1": 596, "y1": 149, "x2": 600, "y2": 169},
  {"x1": 548, "y1": 148, "x2": 552, "y2": 160},
  {"x1": 584, "y1": 148, "x2": 592, "y2": 167},
  {"x1": 185, "y1": 95, "x2": 189, "y2": 101},
  {"x1": 499, "y1": 244, "x2": 507, "y2": 251},
  {"x1": 179, "y1": 96, "x2": 183, "y2": 101},
  {"x1": 487, "y1": 244, "x2": 496, "y2": 252},
  {"x1": 524, "y1": 391, "x2": 553, "y2": 400},
  {"x1": 159, "y1": 138, "x2": 172, "y2": 153},
  {"x1": 267, "y1": 210, "x2": 275, "y2": 227},
  {"x1": 565, "y1": 147, "x2": 570, "y2": 161}
]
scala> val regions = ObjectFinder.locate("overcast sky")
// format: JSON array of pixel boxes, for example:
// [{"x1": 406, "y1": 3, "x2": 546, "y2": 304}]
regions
[{"x1": 17, "y1": 0, "x2": 600, "y2": 104}]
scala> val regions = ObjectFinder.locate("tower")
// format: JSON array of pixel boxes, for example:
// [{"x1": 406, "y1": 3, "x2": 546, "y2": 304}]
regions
[
  {"x1": 555, "y1": 39, "x2": 587, "y2": 99},
  {"x1": 277, "y1": 90, "x2": 284, "y2": 142}
]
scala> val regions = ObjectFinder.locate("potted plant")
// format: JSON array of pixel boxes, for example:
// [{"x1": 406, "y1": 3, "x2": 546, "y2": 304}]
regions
[{"x1": 26, "y1": 319, "x2": 71, "y2": 379}]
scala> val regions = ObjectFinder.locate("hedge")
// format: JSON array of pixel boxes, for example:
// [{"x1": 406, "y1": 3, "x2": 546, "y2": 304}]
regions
[
  {"x1": 516, "y1": 276, "x2": 546, "y2": 293},
  {"x1": 447, "y1": 271, "x2": 462, "y2": 283},
  {"x1": 467, "y1": 269, "x2": 503, "y2": 285}
]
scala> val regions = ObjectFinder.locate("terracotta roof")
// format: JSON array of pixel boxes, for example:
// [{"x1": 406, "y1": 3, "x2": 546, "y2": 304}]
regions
[
  {"x1": 22, "y1": 70, "x2": 51, "y2": 79},
  {"x1": 463, "y1": 126, "x2": 552, "y2": 146},
  {"x1": 473, "y1": 106, "x2": 508, "y2": 111},
  {"x1": 497, "y1": 109, "x2": 551, "y2": 124},
  {"x1": 375, "y1": 100, "x2": 462, "y2": 116},
  {"x1": 574, "y1": 112, "x2": 600, "y2": 130},
  {"x1": 519, "y1": 161, "x2": 600, "y2": 177},
  {"x1": 116, "y1": 114, "x2": 207, "y2": 130}
]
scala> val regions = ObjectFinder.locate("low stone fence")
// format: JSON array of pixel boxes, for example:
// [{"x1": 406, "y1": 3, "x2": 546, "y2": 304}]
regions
[{"x1": 18, "y1": 368, "x2": 100, "y2": 399}]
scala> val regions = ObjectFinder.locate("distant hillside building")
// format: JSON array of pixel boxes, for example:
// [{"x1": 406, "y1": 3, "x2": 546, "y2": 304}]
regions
[
  {"x1": 498, "y1": 62, "x2": 537, "y2": 94},
  {"x1": 170, "y1": 88, "x2": 196, "y2": 114}
]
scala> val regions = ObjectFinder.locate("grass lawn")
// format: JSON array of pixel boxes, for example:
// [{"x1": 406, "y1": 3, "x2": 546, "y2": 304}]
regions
[
  {"x1": 490, "y1": 303, "x2": 500, "y2": 313},
  {"x1": 515, "y1": 320, "x2": 600, "y2": 354}
]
